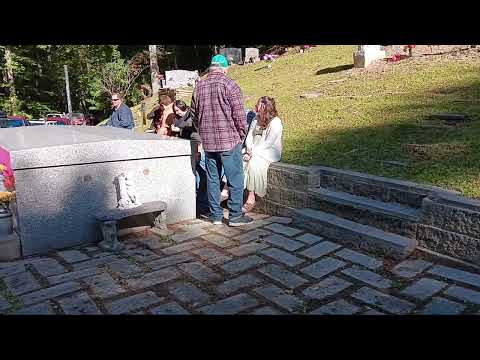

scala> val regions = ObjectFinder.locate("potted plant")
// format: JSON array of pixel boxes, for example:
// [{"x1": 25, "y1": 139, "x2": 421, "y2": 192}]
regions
[{"x1": 0, "y1": 164, "x2": 15, "y2": 236}]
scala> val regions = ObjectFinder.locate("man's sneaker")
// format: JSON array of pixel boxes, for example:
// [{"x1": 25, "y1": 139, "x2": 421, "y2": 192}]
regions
[
  {"x1": 228, "y1": 215, "x2": 254, "y2": 227},
  {"x1": 199, "y1": 212, "x2": 223, "y2": 225}
]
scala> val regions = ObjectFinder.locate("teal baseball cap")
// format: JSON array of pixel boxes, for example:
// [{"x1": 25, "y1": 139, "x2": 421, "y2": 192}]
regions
[{"x1": 211, "y1": 54, "x2": 229, "y2": 68}]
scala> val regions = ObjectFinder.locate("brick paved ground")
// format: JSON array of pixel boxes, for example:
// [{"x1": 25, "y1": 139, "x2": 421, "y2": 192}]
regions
[{"x1": 2, "y1": 212, "x2": 480, "y2": 315}]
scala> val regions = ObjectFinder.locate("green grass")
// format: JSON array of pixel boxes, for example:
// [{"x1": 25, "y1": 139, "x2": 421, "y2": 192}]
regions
[{"x1": 229, "y1": 45, "x2": 480, "y2": 198}]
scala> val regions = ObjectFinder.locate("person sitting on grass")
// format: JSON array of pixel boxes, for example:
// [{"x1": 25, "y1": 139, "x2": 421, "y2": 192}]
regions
[{"x1": 242, "y1": 96, "x2": 283, "y2": 213}]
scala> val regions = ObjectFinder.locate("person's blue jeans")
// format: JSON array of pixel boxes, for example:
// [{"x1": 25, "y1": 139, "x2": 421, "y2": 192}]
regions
[
  {"x1": 205, "y1": 143, "x2": 244, "y2": 221},
  {"x1": 196, "y1": 151, "x2": 209, "y2": 214},
  {"x1": 196, "y1": 150, "x2": 225, "y2": 214}
]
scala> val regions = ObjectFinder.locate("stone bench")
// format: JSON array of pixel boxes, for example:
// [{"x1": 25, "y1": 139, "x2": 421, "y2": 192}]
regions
[{"x1": 94, "y1": 200, "x2": 168, "y2": 252}]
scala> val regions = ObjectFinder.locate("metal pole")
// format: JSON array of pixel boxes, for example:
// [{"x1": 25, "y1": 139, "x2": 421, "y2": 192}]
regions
[{"x1": 64, "y1": 65, "x2": 73, "y2": 125}]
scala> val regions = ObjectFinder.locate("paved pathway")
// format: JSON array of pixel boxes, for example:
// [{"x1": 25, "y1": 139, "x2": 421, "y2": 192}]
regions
[{"x1": 1, "y1": 212, "x2": 480, "y2": 315}]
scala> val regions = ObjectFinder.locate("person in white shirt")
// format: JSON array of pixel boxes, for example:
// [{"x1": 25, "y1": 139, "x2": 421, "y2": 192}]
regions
[{"x1": 242, "y1": 96, "x2": 283, "y2": 213}]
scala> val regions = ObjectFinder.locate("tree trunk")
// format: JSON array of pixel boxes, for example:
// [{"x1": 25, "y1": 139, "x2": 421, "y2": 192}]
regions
[
  {"x1": 4, "y1": 47, "x2": 15, "y2": 97},
  {"x1": 149, "y1": 45, "x2": 161, "y2": 96},
  {"x1": 173, "y1": 45, "x2": 178, "y2": 69}
]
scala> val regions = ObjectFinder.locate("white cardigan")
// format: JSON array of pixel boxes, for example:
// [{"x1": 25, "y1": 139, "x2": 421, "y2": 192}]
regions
[{"x1": 245, "y1": 116, "x2": 283, "y2": 163}]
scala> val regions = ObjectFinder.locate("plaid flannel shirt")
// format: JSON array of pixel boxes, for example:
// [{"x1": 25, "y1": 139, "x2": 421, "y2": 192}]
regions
[{"x1": 191, "y1": 71, "x2": 247, "y2": 152}]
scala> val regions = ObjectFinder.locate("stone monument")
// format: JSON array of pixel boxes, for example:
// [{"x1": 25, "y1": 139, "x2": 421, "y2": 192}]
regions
[
  {"x1": 353, "y1": 45, "x2": 386, "y2": 68},
  {"x1": 245, "y1": 48, "x2": 260, "y2": 63},
  {"x1": 220, "y1": 48, "x2": 243, "y2": 64},
  {"x1": 164, "y1": 70, "x2": 199, "y2": 89},
  {"x1": 0, "y1": 126, "x2": 196, "y2": 256}
]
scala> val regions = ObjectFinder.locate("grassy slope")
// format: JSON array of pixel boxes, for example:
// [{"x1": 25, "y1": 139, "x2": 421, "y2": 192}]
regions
[{"x1": 229, "y1": 45, "x2": 480, "y2": 198}]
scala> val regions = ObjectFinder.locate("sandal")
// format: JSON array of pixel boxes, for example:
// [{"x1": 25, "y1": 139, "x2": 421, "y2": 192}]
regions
[{"x1": 242, "y1": 202, "x2": 256, "y2": 213}]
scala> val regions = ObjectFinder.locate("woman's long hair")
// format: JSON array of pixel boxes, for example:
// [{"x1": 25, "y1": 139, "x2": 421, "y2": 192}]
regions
[
  {"x1": 174, "y1": 99, "x2": 189, "y2": 112},
  {"x1": 257, "y1": 96, "x2": 278, "y2": 128}
]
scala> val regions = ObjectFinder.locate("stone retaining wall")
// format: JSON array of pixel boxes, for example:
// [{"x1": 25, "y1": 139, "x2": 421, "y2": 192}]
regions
[{"x1": 258, "y1": 162, "x2": 480, "y2": 265}]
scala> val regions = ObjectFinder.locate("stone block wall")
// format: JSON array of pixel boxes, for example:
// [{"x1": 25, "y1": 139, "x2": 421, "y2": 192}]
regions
[
  {"x1": 418, "y1": 195, "x2": 480, "y2": 264},
  {"x1": 258, "y1": 162, "x2": 480, "y2": 265}
]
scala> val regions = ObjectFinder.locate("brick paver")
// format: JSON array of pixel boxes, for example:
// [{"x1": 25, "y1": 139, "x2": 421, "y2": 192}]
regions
[
  {"x1": 105, "y1": 291, "x2": 163, "y2": 314},
  {"x1": 257, "y1": 264, "x2": 309, "y2": 290},
  {"x1": 299, "y1": 241, "x2": 341, "y2": 259},
  {"x1": 4, "y1": 271, "x2": 42, "y2": 295},
  {"x1": 265, "y1": 223, "x2": 303, "y2": 237},
  {"x1": 334, "y1": 248, "x2": 383, "y2": 270},
  {"x1": 351, "y1": 287, "x2": 415, "y2": 315},
  {"x1": 263, "y1": 234, "x2": 305, "y2": 252},
  {"x1": 220, "y1": 255, "x2": 267, "y2": 275},
  {"x1": 341, "y1": 266, "x2": 392, "y2": 289},
  {"x1": 303, "y1": 276, "x2": 353, "y2": 300},
  {"x1": 310, "y1": 299, "x2": 361, "y2": 315},
  {"x1": 254, "y1": 284, "x2": 304, "y2": 313},
  {"x1": 300, "y1": 257, "x2": 347, "y2": 279},
  {"x1": 19, "y1": 281, "x2": 83, "y2": 306},
  {"x1": 199, "y1": 293, "x2": 258, "y2": 314},
  {"x1": 428, "y1": 265, "x2": 480, "y2": 289},
  {"x1": 57, "y1": 250, "x2": 90, "y2": 263},
  {"x1": 444, "y1": 285, "x2": 480, "y2": 305},
  {"x1": 215, "y1": 274, "x2": 263, "y2": 296},
  {"x1": 15, "y1": 301, "x2": 55, "y2": 315},
  {"x1": 295, "y1": 233, "x2": 324, "y2": 245},
  {"x1": 400, "y1": 278, "x2": 448, "y2": 301},
  {"x1": 259, "y1": 248, "x2": 305, "y2": 267},
  {"x1": 150, "y1": 302, "x2": 190, "y2": 315},
  {"x1": 58, "y1": 291, "x2": 102, "y2": 315},
  {"x1": 83, "y1": 273, "x2": 127, "y2": 299},
  {"x1": 391, "y1": 259, "x2": 433, "y2": 278},
  {"x1": 418, "y1": 297, "x2": 466, "y2": 315},
  {"x1": 168, "y1": 282, "x2": 210, "y2": 306}
]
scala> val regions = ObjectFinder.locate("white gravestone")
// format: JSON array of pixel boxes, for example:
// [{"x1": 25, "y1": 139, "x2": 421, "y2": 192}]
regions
[
  {"x1": 245, "y1": 48, "x2": 260, "y2": 63},
  {"x1": 220, "y1": 48, "x2": 243, "y2": 64},
  {"x1": 353, "y1": 45, "x2": 386, "y2": 68},
  {"x1": 165, "y1": 70, "x2": 199, "y2": 89}
]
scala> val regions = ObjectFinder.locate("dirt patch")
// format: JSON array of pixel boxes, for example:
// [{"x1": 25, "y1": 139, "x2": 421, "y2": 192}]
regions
[{"x1": 403, "y1": 143, "x2": 470, "y2": 161}]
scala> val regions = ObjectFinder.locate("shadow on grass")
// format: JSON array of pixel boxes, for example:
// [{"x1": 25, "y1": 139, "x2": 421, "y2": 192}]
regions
[
  {"x1": 283, "y1": 79, "x2": 480, "y2": 198},
  {"x1": 316, "y1": 64, "x2": 353, "y2": 75}
]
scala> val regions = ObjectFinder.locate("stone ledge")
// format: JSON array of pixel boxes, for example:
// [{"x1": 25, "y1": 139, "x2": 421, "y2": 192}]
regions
[
  {"x1": 293, "y1": 208, "x2": 417, "y2": 259},
  {"x1": 422, "y1": 197, "x2": 480, "y2": 239},
  {"x1": 417, "y1": 224, "x2": 480, "y2": 265},
  {"x1": 429, "y1": 192, "x2": 480, "y2": 212},
  {"x1": 421, "y1": 197, "x2": 480, "y2": 238},
  {"x1": 267, "y1": 163, "x2": 319, "y2": 191},
  {"x1": 266, "y1": 184, "x2": 310, "y2": 209},
  {"x1": 314, "y1": 165, "x2": 458, "y2": 203},
  {"x1": 309, "y1": 187, "x2": 421, "y2": 222}
]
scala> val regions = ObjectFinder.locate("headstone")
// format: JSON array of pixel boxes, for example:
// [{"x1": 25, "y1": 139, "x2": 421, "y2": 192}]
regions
[
  {"x1": 1, "y1": 126, "x2": 196, "y2": 256},
  {"x1": 245, "y1": 48, "x2": 260, "y2": 63},
  {"x1": 353, "y1": 45, "x2": 386, "y2": 68},
  {"x1": 219, "y1": 48, "x2": 243, "y2": 65},
  {"x1": 164, "y1": 70, "x2": 199, "y2": 89}
]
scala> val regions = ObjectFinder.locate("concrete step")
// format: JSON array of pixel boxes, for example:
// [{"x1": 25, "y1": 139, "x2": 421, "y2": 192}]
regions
[
  {"x1": 309, "y1": 187, "x2": 421, "y2": 221},
  {"x1": 308, "y1": 187, "x2": 421, "y2": 238},
  {"x1": 293, "y1": 208, "x2": 417, "y2": 260}
]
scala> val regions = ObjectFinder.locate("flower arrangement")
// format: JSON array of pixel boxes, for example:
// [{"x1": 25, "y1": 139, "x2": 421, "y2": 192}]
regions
[{"x1": 0, "y1": 164, "x2": 15, "y2": 204}]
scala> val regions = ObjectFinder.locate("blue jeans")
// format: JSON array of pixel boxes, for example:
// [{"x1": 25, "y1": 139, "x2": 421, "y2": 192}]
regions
[
  {"x1": 196, "y1": 150, "x2": 225, "y2": 214},
  {"x1": 196, "y1": 151, "x2": 209, "y2": 214},
  {"x1": 205, "y1": 143, "x2": 244, "y2": 221}
]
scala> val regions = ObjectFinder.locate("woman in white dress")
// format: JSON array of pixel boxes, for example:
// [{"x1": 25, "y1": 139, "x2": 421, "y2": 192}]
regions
[{"x1": 242, "y1": 96, "x2": 283, "y2": 213}]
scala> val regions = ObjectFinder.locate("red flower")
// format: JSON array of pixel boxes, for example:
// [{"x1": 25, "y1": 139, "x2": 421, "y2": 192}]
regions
[{"x1": 1, "y1": 167, "x2": 15, "y2": 192}]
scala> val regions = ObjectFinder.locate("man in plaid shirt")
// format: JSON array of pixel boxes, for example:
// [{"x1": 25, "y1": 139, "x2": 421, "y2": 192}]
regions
[{"x1": 191, "y1": 54, "x2": 253, "y2": 226}]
